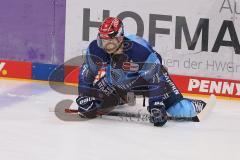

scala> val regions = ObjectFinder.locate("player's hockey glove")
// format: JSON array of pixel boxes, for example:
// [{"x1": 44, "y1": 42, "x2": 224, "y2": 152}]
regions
[
  {"x1": 76, "y1": 96, "x2": 102, "y2": 118},
  {"x1": 147, "y1": 101, "x2": 168, "y2": 127}
]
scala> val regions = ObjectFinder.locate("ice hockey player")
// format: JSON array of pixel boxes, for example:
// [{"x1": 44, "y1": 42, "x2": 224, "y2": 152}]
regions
[{"x1": 76, "y1": 17, "x2": 206, "y2": 127}]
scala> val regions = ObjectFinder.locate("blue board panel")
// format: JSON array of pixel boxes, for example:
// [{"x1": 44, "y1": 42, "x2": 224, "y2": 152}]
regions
[{"x1": 32, "y1": 63, "x2": 64, "y2": 81}]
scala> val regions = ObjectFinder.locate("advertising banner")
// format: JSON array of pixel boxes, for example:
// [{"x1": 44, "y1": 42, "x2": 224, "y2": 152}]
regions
[
  {"x1": 172, "y1": 75, "x2": 240, "y2": 98},
  {"x1": 0, "y1": 60, "x2": 32, "y2": 79},
  {"x1": 65, "y1": 0, "x2": 240, "y2": 80}
]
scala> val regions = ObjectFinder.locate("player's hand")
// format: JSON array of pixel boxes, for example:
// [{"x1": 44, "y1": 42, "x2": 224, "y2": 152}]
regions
[
  {"x1": 76, "y1": 96, "x2": 102, "y2": 118},
  {"x1": 147, "y1": 102, "x2": 168, "y2": 127}
]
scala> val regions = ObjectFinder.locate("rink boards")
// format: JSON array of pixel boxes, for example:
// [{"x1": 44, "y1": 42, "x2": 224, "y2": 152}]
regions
[
  {"x1": 0, "y1": 59, "x2": 239, "y2": 99},
  {"x1": 0, "y1": 0, "x2": 239, "y2": 99}
]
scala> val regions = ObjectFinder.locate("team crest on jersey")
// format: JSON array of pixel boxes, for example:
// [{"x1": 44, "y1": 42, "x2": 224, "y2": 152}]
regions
[{"x1": 122, "y1": 61, "x2": 139, "y2": 72}]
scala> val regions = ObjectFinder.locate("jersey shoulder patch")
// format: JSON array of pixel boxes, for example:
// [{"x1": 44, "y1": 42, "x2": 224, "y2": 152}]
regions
[
  {"x1": 126, "y1": 35, "x2": 154, "y2": 52},
  {"x1": 125, "y1": 35, "x2": 155, "y2": 62}
]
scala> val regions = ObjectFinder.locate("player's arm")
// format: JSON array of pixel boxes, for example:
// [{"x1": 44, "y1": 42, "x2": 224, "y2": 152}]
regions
[
  {"x1": 78, "y1": 48, "x2": 98, "y2": 94},
  {"x1": 77, "y1": 47, "x2": 118, "y2": 117},
  {"x1": 138, "y1": 52, "x2": 169, "y2": 126},
  {"x1": 77, "y1": 47, "x2": 103, "y2": 117}
]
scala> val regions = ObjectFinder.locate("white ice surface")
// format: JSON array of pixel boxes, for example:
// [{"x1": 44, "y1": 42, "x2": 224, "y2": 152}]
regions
[{"x1": 0, "y1": 79, "x2": 240, "y2": 160}]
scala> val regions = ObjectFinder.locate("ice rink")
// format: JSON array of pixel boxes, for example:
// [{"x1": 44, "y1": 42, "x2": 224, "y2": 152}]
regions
[{"x1": 0, "y1": 79, "x2": 240, "y2": 160}]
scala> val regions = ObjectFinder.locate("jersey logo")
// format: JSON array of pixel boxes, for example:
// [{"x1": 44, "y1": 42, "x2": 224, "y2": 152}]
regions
[{"x1": 122, "y1": 61, "x2": 139, "y2": 72}]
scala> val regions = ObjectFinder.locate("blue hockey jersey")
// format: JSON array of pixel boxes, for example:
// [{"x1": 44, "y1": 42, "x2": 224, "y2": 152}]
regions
[{"x1": 78, "y1": 35, "x2": 182, "y2": 107}]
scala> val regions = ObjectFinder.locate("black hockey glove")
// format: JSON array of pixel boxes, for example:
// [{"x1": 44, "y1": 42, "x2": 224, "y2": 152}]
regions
[
  {"x1": 147, "y1": 101, "x2": 168, "y2": 127},
  {"x1": 76, "y1": 96, "x2": 102, "y2": 118}
]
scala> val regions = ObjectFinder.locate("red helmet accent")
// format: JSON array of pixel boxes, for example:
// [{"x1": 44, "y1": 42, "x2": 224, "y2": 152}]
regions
[{"x1": 98, "y1": 17, "x2": 124, "y2": 39}]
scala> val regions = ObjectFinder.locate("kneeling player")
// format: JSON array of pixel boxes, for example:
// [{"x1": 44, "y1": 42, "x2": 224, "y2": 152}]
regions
[{"x1": 76, "y1": 17, "x2": 206, "y2": 127}]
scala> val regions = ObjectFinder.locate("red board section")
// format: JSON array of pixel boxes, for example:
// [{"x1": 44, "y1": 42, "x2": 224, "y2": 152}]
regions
[
  {"x1": 172, "y1": 75, "x2": 240, "y2": 98},
  {"x1": 0, "y1": 60, "x2": 32, "y2": 79},
  {"x1": 66, "y1": 66, "x2": 240, "y2": 98},
  {"x1": 64, "y1": 65, "x2": 79, "y2": 84},
  {"x1": 1, "y1": 59, "x2": 239, "y2": 99}
]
